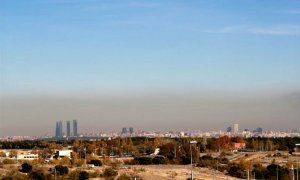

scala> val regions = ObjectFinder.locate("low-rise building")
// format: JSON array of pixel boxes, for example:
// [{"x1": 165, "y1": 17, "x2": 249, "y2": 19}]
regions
[
  {"x1": 54, "y1": 149, "x2": 73, "y2": 158},
  {"x1": 17, "y1": 151, "x2": 39, "y2": 160}
]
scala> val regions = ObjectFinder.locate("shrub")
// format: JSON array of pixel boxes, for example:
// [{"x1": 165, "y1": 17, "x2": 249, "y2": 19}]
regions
[
  {"x1": 134, "y1": 156, "x2": 152, "y2": 165},
  {"x1": 265, "y1": 164, "x2": 289, "y2": 180},
  {"x1": 30, "y1": 171, "x2": 46, "y2": 180},
  {"x1": 152, "y1": 156, "x2": 167, "y2": 164},
  {"x1": 227, "y1": 163, "x2": 247, "y2": 178},
  {"x1": 117, "y1": 173, "x2": 131, "y2": 180},
  {"x1": 180, "y1": 156, "x2": 191, "y2": 165},
  {"x1": 2, "y1": 159, "x2": 15, "y2": 164},
  {"x1": 79, "y1": 171, "x2": 89, "y2": 180},
  {"x1": 1, "y1": 171, "x2": 27, "y2": 180},
  {"x1": 252, "y1": 162, "x2": 267, "y2": 179},
  {"x1": 102, "y1": 157, "x2": 112, "y2": 165},
  {"x1": 89, "y1": 159, "x2": 102, "y2": 166},
  {"x1": 1, "y1": 177, "x2": 13, "y2": 180},
  {"x1": 74, "y1": 159, "x2": 85, "y2": 167},
  {"x1": 59, "y1": 156, "x2": 71, "y2": 165},
  {"x1": 198, "y1": 155, "x2": 227, "y2": 170},
  {"x1": 111, "y1": 160, "x2": 122, "y2": 169},
  {"x1": 219, "y1": 157, "x2": 229, "y2": 164},
  {"x1": 200, "y1": 155, "x2": 214, "y2": 161},
  {"x1": 102, "y1": 168, "x2": 118, "y2": 178},
  {"x1": 273, "y1": 153, "x2": 282, "y2": 157},
  {"x1": 88, "y1": 169, "x2": 101, "y2": 178},
  {"x1": 54, "y1": 165, "x2": 68, "y2": 175},
  {"x1": 68, "y1": 170, "x2": 80, "y2": 179},
  {"x1": 20, "y1": 162, "x2": 32, "y2": 173}
]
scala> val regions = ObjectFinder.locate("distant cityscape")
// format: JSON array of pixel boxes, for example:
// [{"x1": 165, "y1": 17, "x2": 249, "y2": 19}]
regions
[{"x1": 0, "y1": 121, "x2": 299, "y2": 142}]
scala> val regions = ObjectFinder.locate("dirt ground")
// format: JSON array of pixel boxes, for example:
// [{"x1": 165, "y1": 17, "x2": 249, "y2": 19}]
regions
[
  {"x1": 0, "y1": 164, "x2": 237, "y2": 180},
  {"x1": 90, "y1": 165, "x2": 238, "y2": 180}
]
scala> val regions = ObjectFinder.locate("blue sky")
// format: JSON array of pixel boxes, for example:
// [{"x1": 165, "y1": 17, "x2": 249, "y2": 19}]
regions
[
  {"x1": 1, "y1": 1, "x2": 300, "y2": 135},
  {"x1": 1, "y1": 0, "x2": 300, "y2": 96}
]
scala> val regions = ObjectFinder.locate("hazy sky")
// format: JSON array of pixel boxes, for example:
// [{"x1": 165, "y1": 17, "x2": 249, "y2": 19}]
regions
[{"x1": 1, "y1": 0, "x2": 300, "y2": 136}]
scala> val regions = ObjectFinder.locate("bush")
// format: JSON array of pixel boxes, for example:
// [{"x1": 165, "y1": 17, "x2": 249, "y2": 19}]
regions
[
  {"x1": 227, "y1": 163, "x2": 247, "y2": 178},
  {"x1": 117, "y1": 173, "x2": 131, "y2": 180},
  {"x1": 200, "y1": 155, "x2": 214, "y2": 161},
  {"x1": 219, "y1": 157, "x2": 229, "y2": 164},
  {"x1": 152, "y1": 156, "x2": 167, "y2": 164},
  {"x1": 89, "y1": 159, "x2": 102, "y2": 166},
  {"x1": 68, "y1": 170, "x2": 80, "y2": 179},
  {"x1": 74, "y1": 159, "x2": 85, "y2": 167},
  {"x1": 1, "y1": 177, "x2": 13, "y2": 180},
  {"x1": 102, "y1": 168, "x2": 118, "y2": 178},
  {"x1": 54, "y1": 165, "x2": 68, "y2": 175},
  {"x1": 2, "y1": 159, "x2": 15, "y2": 164},
  {"x1": 273, "y1": 153, "x2": 282, "y2": 157},
  {"x1": 265, "y1": 164, "x2": 289, "y2": 180},
  {"x1": 111, "y1": 160, "x2": 122, "y2": 169},
  {"x1": 89, "y1": 169, "x2": 101, "y2": 178},
  {"x1": 20, "y1": 162, "x2": 32, "y2": 173},
  {"x1": 79, "y1": 171, "x2": 89, "y2": 180},
  {"x1": 133, "y1": 156, "x2": 152, "y2": 165},
  {"x1": 252, "y1": 163, "x2": 267, "y2": 179},
  {"x1": 30, "y1": 171, "x2": 45, "y2": 180},
  {"x1": 1, "y1": 171, "x2": 27, "y2": 180},
  {"x1": 180, "y1": 156, "x2": 191, "y2": 165},
  {"x1": 197, "y1": 155, "x2": 228, "y2": 170}
]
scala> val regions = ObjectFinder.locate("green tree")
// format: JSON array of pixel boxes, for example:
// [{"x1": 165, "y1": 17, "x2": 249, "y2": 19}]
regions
[
  {"x1": 252, "y1": 162, "x2": 266, "y2": 179},
  {"x1": 133, "y1": 156, "x2": 152, "y2": 165},
  {"x1": 30, "y1": 171, "x2": 46, "y2": 180},
  {"x1": 265, "y1": 164, "x2": 289, "y2": 180},
  {"x1": 152, "y1": 156, "x2": 168, "y2": 164},
  {"x1": 79, "y1": 171, "x2": 89, "y2": 180},
  {"x1": 54, "y1": 165, "x2": 68, "y2": 175},
  {"x1": 20, "y1": 162, "x2": 32, "y2": 173},
  {"x1": 89, "y1": 159, "x2": 102, "y2": 166}
]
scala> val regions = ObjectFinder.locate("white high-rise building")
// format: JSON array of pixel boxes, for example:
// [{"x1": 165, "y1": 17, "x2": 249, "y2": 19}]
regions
[{"x1": 233, "y1": 123, "x2": 239, "y2": 134}]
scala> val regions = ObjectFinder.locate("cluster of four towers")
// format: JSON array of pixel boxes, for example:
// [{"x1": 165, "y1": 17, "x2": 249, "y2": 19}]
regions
[{"x1": 55, "y1": 120, "x2": 78, "y2": 137}]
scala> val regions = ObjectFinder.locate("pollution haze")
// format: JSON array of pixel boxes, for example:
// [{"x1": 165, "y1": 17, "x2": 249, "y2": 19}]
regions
[
  {"x1": 1, "y1": 0, "x2": 300, "y2": 136},
  {"x1": 1, "y1": 92, "x2": 300, "y2": 136}
]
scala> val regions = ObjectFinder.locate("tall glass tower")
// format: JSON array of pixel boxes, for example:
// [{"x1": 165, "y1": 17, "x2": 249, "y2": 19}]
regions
[
  {"x1": 73, "y1": 120, "x2": 78, "y2": 136},
  {"x1": 55, "y1": 121, "x2": 63, "y2": 137},
  {"x1": 55, "y1": 121, "x2": 59, "y2": 137},
  {"x1": 66, "y1": 121, "x2": 71, "y2": 137}
]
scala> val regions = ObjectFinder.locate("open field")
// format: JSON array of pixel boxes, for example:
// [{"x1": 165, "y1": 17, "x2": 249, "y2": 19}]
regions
[
  {"x1": 100, "y1": 165, "x2": 236, "y2": 180},
  {"x1": 1, "y1": 151, "x2": 300, "y2": 179},
  {"x1": 0, "y1": 164, "x2": 237, "y2": 180}
]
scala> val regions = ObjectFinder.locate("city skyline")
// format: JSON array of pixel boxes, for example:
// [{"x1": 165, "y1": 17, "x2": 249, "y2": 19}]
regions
[
  {"x1": 1, "y1": 92, "x2": 299, "y2": 136},
  {"x1": 1, "y1": 0, "x2": 300, "y2": 136}
]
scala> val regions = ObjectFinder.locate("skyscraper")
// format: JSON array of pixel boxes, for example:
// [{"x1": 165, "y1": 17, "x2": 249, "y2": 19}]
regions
[
  {"x1": 66, "y1": 121, "x2": 71, "y2": 137},
  {"x1": 129, "y1": 127, "x2": 134, "y2": 134},
  {"x1": 233, "y1": 123, "x2": 239, "y2": 134},
  {"x1": 55, "y1": 121, "x2": 59, "y2": 137},
  {"x1": 227, "y1": 127, "x2": 232, "y2": 133},
  {"x1": 59, "y1": 121, "x2": 63, "y2": 136},
  {"x1": 73, "y1": 120, "x2": 78, "y2": 136},
  {"x1": 253, "y1": 127, "x2": 263, "y2": 134},
  {"x1": 55, "y1": 121, "x2": 63, "y2": 137},
  {"x1": 122, "y1": 127, "x2": 128, "y2": 134}
]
